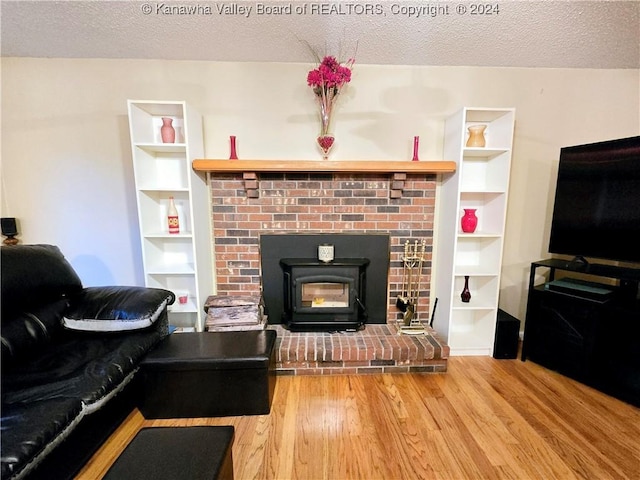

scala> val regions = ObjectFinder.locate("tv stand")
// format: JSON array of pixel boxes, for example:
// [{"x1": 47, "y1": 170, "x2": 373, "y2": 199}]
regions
[{"x1": 522, "y1": 259, "x2": 640, "y2": 407}]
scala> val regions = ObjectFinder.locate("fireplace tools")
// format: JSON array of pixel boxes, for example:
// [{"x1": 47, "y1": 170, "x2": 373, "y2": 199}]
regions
[{"x1": 397, "y1": 239, "x2": 428, "y2": 334}]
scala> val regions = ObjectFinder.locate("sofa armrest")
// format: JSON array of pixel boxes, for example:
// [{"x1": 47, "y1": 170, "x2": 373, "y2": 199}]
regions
[{"x1": 62, "y1": 286, "x2": 175, "y2": 332}]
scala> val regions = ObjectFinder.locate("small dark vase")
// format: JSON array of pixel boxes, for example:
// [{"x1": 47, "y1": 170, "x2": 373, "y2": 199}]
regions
[{"x1": 461, "y1": 275, "x2": 471, "y2": 303}]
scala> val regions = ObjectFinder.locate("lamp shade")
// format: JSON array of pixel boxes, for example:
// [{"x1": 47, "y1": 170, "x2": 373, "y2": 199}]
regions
[{"x1": 1, "y1": 218, "x2": 18, "y2": 236}]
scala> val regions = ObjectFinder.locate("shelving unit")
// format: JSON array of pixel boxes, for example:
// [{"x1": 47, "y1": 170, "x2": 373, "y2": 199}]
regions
[
  {"x1": 433, "y1": 107, "x2": 515, "y2": 355},
  {"x1": 127, "y1": 100, "x2": 214, "y2": 332}
]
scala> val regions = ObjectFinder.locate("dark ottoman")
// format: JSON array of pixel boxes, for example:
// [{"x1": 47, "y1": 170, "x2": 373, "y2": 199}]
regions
[
  {"x1": 139, "y1": 330, "x2": 276, "y2": 418},
  {"x1": 103, "y1": 426, "x2": 234, "y2": 480}
]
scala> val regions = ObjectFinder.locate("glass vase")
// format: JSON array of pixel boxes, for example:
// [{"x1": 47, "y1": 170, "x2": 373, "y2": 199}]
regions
[{"x1": 316, "y1": 92, "x2": 335, "y2": 160}]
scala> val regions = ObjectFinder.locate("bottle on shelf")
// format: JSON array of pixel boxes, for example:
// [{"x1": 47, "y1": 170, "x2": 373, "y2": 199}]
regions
[{"x1": 168, "y1": 196, "x2": 180, "y2": 234}]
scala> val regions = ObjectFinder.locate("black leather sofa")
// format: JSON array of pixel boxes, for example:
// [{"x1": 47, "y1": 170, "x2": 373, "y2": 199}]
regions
[{"x1": 1, "y1": 245, "x2": 175, "y2": 480}]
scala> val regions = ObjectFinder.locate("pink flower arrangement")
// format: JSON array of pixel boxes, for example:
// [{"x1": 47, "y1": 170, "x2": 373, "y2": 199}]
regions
[
  {"x1": 307, "y1": 55, "x2": 355, "y2": 158},
  {"x1": 307, "y1": 55, "x2": 354, "y2": 95}
]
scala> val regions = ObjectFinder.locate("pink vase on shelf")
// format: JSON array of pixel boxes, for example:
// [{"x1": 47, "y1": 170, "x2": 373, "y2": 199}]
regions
[
  {"x1": 229, "y1": 135, "x2": 238, "y2": 159},
  {"x1": 412, "y1": 136, "x2": 420, "y2": 161},
  {"x1": 160, "y1": 117, "x2": 175, "y2": 144},
  {"x1": 461, "y1": 209, "x2": 478, "y2": 233}
]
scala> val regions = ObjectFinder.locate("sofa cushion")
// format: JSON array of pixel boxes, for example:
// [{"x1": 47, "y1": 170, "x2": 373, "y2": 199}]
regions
[
  {"x1": 1, "y1": 327, "x2": 165, "y2": 408},
  {"x1": 0, "y1": 397, "x2": 84, "y2": 480},
  {"x1": 62, "y1": 286, "x2": 175, "y2": 332},
  {"x1": 1, "y1": 245, "x2": 82, "y2": 321},
  {"x1": 1, "y1": 299, "x2": 68, "y2": 367}
]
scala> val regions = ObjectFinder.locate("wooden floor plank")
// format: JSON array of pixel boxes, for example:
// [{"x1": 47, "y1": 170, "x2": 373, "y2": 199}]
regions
[
  {"x1": 490, "y1": 360, "x2": 640, "y2": 479},
  {"x1": 470, "y1": 358, "x2": 603, "y2": 478},
  {"x1": 77, "y1": 356, "x2": 640, "y2": 480}
]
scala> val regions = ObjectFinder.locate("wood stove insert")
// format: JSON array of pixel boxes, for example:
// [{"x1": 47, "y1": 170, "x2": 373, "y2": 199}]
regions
[{"x1": 280, "y1": 258, "x2": 370, "y2": 331}]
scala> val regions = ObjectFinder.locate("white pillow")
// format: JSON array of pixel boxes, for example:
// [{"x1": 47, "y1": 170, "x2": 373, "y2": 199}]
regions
[{"x1": 62, "y1": 286, "x2": 174, "y2": 332}]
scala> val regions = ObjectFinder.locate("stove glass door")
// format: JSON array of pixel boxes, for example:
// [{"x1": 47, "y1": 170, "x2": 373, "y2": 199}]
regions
[{"x1": 301, "y1": 282, "x2": 349, "y2": 308}]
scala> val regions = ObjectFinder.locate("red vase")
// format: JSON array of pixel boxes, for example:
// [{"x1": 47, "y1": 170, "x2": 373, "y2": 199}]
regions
[
  {"x1": 160, "y1": 117, "x2": 175, "y2": 143},
  {"x1": 461, "y1": 209, "x2": 478, "y2": 233},
  {"x1": 229, "y1": 135, "x2": 238, "y2": 159}
]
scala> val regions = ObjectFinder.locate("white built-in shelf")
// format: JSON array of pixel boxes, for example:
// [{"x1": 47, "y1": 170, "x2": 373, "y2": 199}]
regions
[
  {"x1": 434, "y1": 107, "x2": 515, "y2": 356},
  {"x1": 127, "y1": 100, "x2": 214, "y2": 332}
]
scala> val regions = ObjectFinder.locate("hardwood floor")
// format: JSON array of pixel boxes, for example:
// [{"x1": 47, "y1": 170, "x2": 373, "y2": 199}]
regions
[{"x1": 77, "y1": 356, "x2": 640, "y2": 479}]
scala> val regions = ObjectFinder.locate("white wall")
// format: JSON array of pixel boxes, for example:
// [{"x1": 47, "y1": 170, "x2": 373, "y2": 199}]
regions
[{"x1": 1, "y1": 58, "x2": 638, "y2": 321}]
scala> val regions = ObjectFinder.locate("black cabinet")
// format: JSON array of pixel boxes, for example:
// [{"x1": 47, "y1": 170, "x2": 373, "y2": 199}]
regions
[{"x1": 522, "y1": 259, "x2": 640, "y2": 407}]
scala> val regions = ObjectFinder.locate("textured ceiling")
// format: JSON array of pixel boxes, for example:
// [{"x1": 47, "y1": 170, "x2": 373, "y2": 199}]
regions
[{"x1": 1, "y1": 1, "x2": 639, "y2": 68}]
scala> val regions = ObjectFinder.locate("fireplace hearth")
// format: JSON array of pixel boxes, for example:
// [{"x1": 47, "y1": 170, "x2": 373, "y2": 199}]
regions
[
  {"x1": 270, "y1": 324, "x2": 449, "y2": 375},
  {"x1": 281, "y1": 258, "x2": 369, "y2": 331}
]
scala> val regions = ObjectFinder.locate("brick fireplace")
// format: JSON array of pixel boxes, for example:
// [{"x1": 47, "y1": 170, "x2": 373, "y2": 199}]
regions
[
  {"x1": 205, "y1": 163, "x2": 452, "y2": 374},
  {"x1": 210, "y1": 171, "x2": 436, "y2": 324}
]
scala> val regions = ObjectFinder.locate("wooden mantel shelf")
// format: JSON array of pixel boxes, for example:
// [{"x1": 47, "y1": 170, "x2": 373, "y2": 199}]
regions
[{"x1": 192, "y1": 159, "x2": 456, "y2": 174}]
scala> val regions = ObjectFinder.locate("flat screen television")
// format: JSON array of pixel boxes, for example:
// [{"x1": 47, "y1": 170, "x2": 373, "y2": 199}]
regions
[{"x1": 548, "y1": 135, "x2": 640, "y2": 264}]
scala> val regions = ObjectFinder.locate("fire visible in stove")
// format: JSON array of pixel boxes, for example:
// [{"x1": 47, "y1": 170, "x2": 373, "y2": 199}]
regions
[{"x1": 302, "y1": 282, "x2": 349, "y2": 308}]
